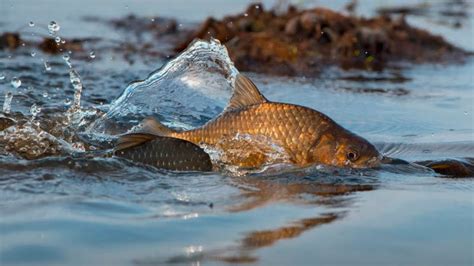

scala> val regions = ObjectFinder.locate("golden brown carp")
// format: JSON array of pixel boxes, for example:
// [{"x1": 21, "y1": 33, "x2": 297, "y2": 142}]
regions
[{"x1": 117, "y1": 74, "x2": 381, "y2": 169}]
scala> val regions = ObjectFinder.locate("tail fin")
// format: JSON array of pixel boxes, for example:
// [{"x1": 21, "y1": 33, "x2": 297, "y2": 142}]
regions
[
  {"x1": 140, "y1": 116, "x2": 176, "y2": 136},
  {"x1": 115, "y1": 117, "x2": 177, "y2": 151},
  {"x1": 115, "y1": 133, "x2": 157, "y2": 150}
]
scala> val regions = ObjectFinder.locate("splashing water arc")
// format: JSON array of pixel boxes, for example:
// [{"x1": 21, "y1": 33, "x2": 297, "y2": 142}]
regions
[{"x1": 89, "y1": 39, "x2": 239, "y2": 135}]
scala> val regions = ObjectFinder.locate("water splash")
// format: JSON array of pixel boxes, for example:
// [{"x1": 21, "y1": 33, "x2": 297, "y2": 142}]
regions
[
  {"x1": 89, "y1": 38, "x2": 239, "y2": 135},
  {"x1": 43, "y1": 61, "x2": 52, "y2": 71},
  {"x1": 63, "y1": 53, "x2": 72, "y2": 68},
  {"x1": 68, "y1": 69, "x2": 83, "y2": 112},
  {"x1": 3, "y1": 92, "x2": 13, "y2": 114},
  {"x1": 29, "y1": 104, "x2": 41, "y2": 121},
  {"x1": 10, "y1": 77, "x2": 21, "y2": 89}
]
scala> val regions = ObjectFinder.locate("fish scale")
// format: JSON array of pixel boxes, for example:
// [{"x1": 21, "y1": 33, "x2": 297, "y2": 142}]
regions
[
  {"x1": 170, "y1": 103, "x2": 328, "y2": 167},
  {"x1": 115, "y1": 135, "x2": 213, "y2": 171}
]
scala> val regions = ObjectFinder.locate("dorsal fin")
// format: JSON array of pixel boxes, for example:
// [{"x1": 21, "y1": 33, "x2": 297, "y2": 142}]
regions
[
  {"x1": 140, "y1": 117, "x2": 176, "y2": 136},
  {"x1": 225, "y1": 74, "x2": 268, "y2": 111},
  {"x1": 115, "y1": 133, "x2": 157, "y2": 151}
]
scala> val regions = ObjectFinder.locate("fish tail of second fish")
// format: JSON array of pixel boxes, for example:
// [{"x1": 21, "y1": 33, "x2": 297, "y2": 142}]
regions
[
  {"x1": 114, "y1": 133, "x2": 213, "y2": 171},
  {"x1": 115, "y1": 117, "x2": 178, "y2": 150},
  {"x1": 139, "y1": 116, "x2": 177, "y2": 136}
]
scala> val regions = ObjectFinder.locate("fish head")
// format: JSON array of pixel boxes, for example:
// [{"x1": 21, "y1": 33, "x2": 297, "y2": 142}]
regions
[
  {"x1": 333, "y1": 132, "x2": 382, "y2": 168},
  {"x1": 311, "y1": 130, "x2": 381, "y2": 168}
]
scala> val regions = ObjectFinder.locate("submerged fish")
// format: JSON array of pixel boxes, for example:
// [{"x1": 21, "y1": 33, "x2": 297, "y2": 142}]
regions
[
  {"x1": 118, "y1": 74, "x2": 381, "y2": 169},
  {"x1": 115, "y1": 134, "x2": 212, "y2": 171}
]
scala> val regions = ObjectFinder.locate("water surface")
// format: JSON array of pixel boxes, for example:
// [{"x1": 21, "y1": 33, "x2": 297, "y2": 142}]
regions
[{"x1": 0, "y1": 1, "x2": 473, "y2": 265}]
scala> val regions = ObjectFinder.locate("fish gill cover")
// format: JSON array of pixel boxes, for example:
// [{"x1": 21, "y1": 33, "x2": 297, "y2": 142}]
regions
[{"x1": 90, "y1": 38, "x2": 239, "y2": 135}]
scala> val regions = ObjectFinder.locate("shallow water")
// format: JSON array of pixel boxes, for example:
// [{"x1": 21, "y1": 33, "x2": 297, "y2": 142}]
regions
[{"x1": 1, "y1": 1, "x2": 473, "y2": 265}]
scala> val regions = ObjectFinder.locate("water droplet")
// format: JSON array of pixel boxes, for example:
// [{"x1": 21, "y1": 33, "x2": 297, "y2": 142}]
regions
[
  {"x1": 255, "y1": 5, "x2": 260, "y2": 9},
  {"x1": 464, "y1": 111, "x2": 469, "y2": 115},
  {"x1": 69, "y1": 69, "x2": 83, "y2": 111},
  {"x1": 89, "y1": 51, "x2": 96, "y2": 59},
  {"x1": 30, "y1": 51, "x2": 36, "y2": 57},
  {"x1": 3, "y1": 92, "x2": 13, "y2": 114},
  {"x1": 0, "y1": 74, "x2": 5, "y2": 80},
  {"x1": 44, "y1": 61, "x2": 51, "y2": 71},
  {"x1": 64, "y1": 98, "x2": 72, "y2": 105},
  {"x1": 151, "y1": 18, "x2": 155, "y2": 22},
  {"x1": 63, "y1": 54, "x2": 72, "y2": 68},
  {"x1": 244, "y1": 13, "x2": 248, "y2": 17},
  {"x1": 30, "y1": 103, "x2": 41, "y2": 119},
  {"x1": 10, "y1": 77, "x2": 21, "y2": 89},
  {"x1": 55, "y1": 36, "x2": 61, "y2": 43},
  {"x1": 61, "y1": 39, "x2": 66, "y2": 44},
  {"x1": 29, "y1": 21, "x2": 35, "y2": 27},
  {"x1": 48, "y1": 21, "x2": 60, "y2": 35},
  {"x1": 42, "y1": 92, "x2": 48, "y2": 98}
]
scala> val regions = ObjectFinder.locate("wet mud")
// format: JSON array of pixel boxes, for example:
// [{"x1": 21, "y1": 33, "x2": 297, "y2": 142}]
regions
[{"x1": 175, "y1": 3, "x2": 469, "y2": 75}]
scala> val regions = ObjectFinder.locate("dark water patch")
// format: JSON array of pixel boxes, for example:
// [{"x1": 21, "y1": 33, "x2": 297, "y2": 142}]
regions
[
  {"x1": 1, "y1": 245, "x2": 65, "y2": 264},
  {"x1": 337, "y1": 86, "x2": 410, "y2": 96},
  {"x1": 339, "y1": 73, "x2": 412, "y2": 83}
]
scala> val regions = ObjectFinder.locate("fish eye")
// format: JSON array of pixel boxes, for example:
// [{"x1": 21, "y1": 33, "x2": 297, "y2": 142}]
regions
[{"x1": 346, "y1": 150, "x2": 359, "y2": 161}]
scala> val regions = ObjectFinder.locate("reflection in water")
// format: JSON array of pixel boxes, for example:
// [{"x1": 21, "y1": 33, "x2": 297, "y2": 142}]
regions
[
  {"x1": 148, "y1": 175, "x2": 376, "y2": 264},
  {"x1": 215, "y1": 213, "x2": 342, "y2": 264},
  {"x1": 216, "y1": 176, "x2": 374, "y2": 263}
]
